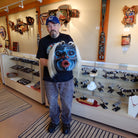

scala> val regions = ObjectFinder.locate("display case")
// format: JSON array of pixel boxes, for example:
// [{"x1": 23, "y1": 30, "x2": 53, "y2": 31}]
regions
[
  {"x1": 1, "y1": 52, "x2": 138, "y2": 134},
  {"x1": 0, "y1": 53, "x2": 45, "y2": 104},
  {"x1": 72, "y1": 60, "x2": 138, "y2": 134}
]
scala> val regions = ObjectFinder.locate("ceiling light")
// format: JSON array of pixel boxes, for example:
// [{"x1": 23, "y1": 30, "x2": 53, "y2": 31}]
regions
[
  {"x1": 19, "y1": 0, "x2": 24, "y2": 8},
  {"x1": 37, "y1": 0, "x2": 42, "y2": 3},
  {"x1": 4, "y1": 6, "x2": 9, "y2": 12}
]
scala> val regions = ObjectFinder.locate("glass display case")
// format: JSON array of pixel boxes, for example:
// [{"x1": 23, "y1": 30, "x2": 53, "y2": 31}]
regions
[
  {"x1": 0, "y1": 53, "x2": 45, "y2": 104},
  {"x1": 1, "y1": 53, "x2": 138, "y2": 134},
  {"x1": 72, "y1": 60, "x2": 138, "y2": 134}
]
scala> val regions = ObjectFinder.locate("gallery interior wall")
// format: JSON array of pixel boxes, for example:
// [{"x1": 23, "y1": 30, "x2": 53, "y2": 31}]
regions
[
  {"x1": 0, "y1": 0, "x2": 138, "y2": 65},
  {"x1": 40, "y1": 0, "x2": 101, "y2": 61},
  {"x1": 106, "y1": 0, "x2": 138, "y2": 65},
  {"x1": 8, "y1": 8, "x2": 38, "y2": 54}
]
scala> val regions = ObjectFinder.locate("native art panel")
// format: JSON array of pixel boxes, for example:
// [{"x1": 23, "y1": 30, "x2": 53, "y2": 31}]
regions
[
  {"x1": 40, "y1": 4, "x2": 80, "y2": 26},
  {"x1": 8, "y1": 16, "x2": 34, "y2": 34}
]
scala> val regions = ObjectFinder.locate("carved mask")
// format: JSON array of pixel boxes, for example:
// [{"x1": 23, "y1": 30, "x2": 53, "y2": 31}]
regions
[{"x1": 54, "y1": 42, "x2": 77, "y2": 71}]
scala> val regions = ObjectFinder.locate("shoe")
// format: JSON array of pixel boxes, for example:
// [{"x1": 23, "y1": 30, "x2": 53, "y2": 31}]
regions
[
  {"x1": 62, "y1": 123, "x2": 70, "y2": 134},
  {"x1": 48, "y1": 122, "x2": 59, "y2": 133}
]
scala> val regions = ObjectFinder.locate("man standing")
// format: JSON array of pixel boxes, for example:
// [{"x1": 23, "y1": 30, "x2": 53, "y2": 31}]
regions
[{"x1": 36, "y1": 16, "x2": 74, "y2": 134}]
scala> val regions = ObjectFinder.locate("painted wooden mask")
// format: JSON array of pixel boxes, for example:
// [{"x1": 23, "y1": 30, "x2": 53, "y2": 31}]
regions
[{"x1": 54, "y1": 42, "x2": 77, "y2": 71}]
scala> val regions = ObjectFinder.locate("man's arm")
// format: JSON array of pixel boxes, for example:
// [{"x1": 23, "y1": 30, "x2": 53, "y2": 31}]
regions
[{"x1": 40, "y1": 58, "x2": 48, "y2": 67}]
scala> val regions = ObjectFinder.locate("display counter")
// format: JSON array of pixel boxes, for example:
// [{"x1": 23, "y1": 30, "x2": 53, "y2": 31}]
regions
[
  {"x1": 0, "y1": 53, "x2": 45, "y2": 104},
  {"x1": 0, "y1": 53, "x2": 138, "y2": 134},
  {"x1": 71, "y1": 60, "x2": 138, "y2": 134}
]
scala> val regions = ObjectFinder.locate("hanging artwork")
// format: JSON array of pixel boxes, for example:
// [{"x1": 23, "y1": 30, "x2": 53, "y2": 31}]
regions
[
  {"x1": 26, "y1": 16, "x2": 34, "y2": 25},
  {"x1": 8, "y1": 16, "x2": 34, "y2": 34},
  {"x1": 121, "y1": 34, "x2": 131, "y2": 46},
  {"x1": 5, "y1": 40, "x2": 10, "y2": 49},
  {"x1": 98, "y1": 0, "x2": 107, "y2": 60},
  {"x1": 9, "y1": 21, "x2": 15, "y2": 30},
  {"x1": 0, "y1": 43, "x2": 2, "y2": 47},
  {"x1": 39, "y1": 12, "x2": 49, "y2": 25},
  {"x1": 17, "y1": 19, "x2": 28, "y2": 34},
  {"x1": 56, "y1": 4, "x2": 72, "y2": 25},
  {"x1": 40, "y1": 4, "x2": 80, "y2": 25},
  {"x1": 13, "y1": 42, "x2": 19, "y2": 52},
  {"x1": 122, "y1": 5, "x2": 138, "y2": 25},
  {"x1": 9, "y1": 19, "x2": 28, "y2": 34},
  {"x1": 0, "y1": 26, "x2": 6, "y2": 40}
]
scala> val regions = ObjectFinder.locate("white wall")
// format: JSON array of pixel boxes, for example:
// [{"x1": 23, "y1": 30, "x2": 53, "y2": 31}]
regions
[
  {"x1": 1, "y1": 0, "x2": 138, "y2": 65},
  {"x1": 106, "y1": 0, "x2": 138, "y2": 65},
  {"x1": 40, "y1": 0, "x2": 101, "y2": 61},
  {"x1": 8, "y1": 8, "x2": 38, "y2": 54}
]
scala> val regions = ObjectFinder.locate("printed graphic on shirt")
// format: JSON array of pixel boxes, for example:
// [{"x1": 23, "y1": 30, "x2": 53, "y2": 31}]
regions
[
  {"x1": 47, "y1": 41, "x2": 62, "y2": 54},
  {"x1": 47, "y1": 44, "x2": 54, "y2": 54}
]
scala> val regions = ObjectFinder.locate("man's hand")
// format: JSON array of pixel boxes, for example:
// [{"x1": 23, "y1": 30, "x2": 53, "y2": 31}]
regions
[{"x1": 40, "y1": 58, "x2": 48, "y2": 66}]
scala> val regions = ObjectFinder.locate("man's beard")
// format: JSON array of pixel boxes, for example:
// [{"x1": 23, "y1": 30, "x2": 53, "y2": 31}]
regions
[{"x1": 50, "y1": 30, "x2": 58, "y2": 38}]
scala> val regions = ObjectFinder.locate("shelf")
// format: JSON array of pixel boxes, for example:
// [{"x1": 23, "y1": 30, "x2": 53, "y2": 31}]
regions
[
  {"x1": 8, "y1": 77, "x2": 35, "y2": 87},
  {"x1": 73, "y1": 92, "x2": 130, "y2": 116},
  {"x1": 4, "y1": 77, "x2": 42, "y2": 103}
]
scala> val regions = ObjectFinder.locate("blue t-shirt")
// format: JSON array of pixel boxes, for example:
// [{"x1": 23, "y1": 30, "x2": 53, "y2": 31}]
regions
[{"x1": 36, "y1": 33, "x2": 73, "y2": 82}]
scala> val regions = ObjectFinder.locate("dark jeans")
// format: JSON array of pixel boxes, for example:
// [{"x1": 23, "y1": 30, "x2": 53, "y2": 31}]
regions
[{"x1": 45, "y1": 79, "x2": 74, "y2": 125}]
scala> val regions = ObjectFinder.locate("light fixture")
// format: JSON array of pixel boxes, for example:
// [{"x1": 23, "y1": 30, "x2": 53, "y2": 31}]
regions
[
  {"x1": 4, "y1": 6, "x2": 9, "y2": 12},
  {"x1": 37, "y1": 0, "x2": 42, "y2": 3},
  {"x1": 0, "y1": 0, "x2": 25, "y2": 12},
  {"x1": 19, "y1": 0, "x2": 24, "y2": 8}
]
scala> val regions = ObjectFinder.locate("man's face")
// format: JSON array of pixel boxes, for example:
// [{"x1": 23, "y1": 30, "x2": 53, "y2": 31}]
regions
[
  {"x1": 54, "y1": 43, "x2": 77, "y2": 71},
  {"x1": 46, "y1": 22, "x2": 60, "y2": 38}
]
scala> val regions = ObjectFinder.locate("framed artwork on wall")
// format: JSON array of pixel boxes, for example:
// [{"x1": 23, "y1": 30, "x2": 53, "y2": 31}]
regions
[
  {"x1": 13, "y1": 42, "x2": 19, "y2": 52},
  {"x1": 121, "y1": 34, "x2": 131, "y2": 46},
  {"x1": 5, "y1": 40, "x2": 10, "y2": 49},
  {"x1": 0, "y1": 43, "x2": 2, "y2": 47}
]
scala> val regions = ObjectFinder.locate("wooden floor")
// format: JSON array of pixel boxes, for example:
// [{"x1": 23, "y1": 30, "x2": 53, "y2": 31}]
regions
[{"x1": 0, "y1": 83, "x2": 137, "y2": 138}]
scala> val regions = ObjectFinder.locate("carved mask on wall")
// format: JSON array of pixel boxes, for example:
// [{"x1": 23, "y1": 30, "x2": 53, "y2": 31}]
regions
[{"x1": 122, "y1": 5, "x2": 138, "y2": 25}]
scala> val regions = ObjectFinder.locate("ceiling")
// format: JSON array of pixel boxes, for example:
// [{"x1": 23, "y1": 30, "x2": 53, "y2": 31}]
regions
[{"x1": 0, "y1": 0, "x2": 37, "y2": 13}]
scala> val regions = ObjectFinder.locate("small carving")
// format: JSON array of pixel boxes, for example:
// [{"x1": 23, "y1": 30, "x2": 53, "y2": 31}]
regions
[
  {"x1": 121, "y1": 34, "x2": 131, "y2": 46},
  {"x1": 122, "y1": 5, "x2": 138, "y2": 25}
]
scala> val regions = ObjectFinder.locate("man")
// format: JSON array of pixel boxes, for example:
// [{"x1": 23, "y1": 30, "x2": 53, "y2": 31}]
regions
[{"x1": 36, "y1": 16, "x2": 74, "y2": 134}]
